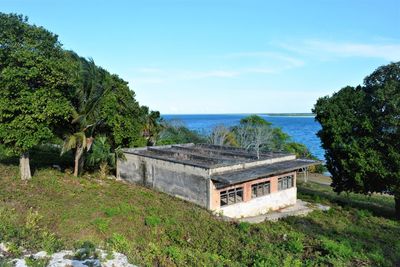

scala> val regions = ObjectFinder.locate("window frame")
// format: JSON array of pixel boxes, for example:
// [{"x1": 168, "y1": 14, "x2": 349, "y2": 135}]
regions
[
  {"x1": 278, "y1": 175, "x2": 294, "y2": 191},
  {"x1": 220, "y1": 186, "x2": 244, "y2": 207},
  {"x1": 251, "y1": 181, "x2": 271, "y2": 198}
]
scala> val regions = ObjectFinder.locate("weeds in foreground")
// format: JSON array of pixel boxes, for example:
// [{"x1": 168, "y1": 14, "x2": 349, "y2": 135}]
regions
[{"x1": 0, "y1": 164, "x2": 399, "y2": 266}]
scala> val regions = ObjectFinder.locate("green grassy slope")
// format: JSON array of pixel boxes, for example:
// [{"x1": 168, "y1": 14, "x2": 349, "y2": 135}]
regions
[{"x1": 0, "y1": 164, "x2": 399, "y2": 266}]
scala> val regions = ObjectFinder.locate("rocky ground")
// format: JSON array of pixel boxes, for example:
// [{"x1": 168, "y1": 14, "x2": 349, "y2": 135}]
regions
[{"x1": 0, "y1": 243, "x2": 137, "y2": 267}]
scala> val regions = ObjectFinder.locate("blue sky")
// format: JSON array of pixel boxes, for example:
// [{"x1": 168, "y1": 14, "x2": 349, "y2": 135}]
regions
[{"x1": 2, "y1": 0, "x2": 400, "y2": 114}]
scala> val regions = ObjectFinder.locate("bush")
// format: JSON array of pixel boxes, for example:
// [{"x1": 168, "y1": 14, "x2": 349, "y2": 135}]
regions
[
  {"x1": 0, "y1": 208, "x2": 63, "y2": 257},
  {"x1": 107, "y1": 233, "x2": 130, "y2": 254},
  {"x1": 40, "y1": 231, "x2": 63, "y2": 254},
  {"x1": 73, "y1": 241, "x2": 98, "y2": 260},
  {"x1": 158, "y1": 120, "x2": 207, "y2": 145}
]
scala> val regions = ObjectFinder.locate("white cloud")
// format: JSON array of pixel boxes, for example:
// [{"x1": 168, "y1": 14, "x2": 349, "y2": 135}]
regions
[
  {"x1": 278, "y1": 40, "x2": 400, "y2": 61},
  {"x1": 129, "y1": 50, "x2": 305, "y2": 85},
  {"x1": 225, "y1": 51, "x2": 305, "y2": 67}
]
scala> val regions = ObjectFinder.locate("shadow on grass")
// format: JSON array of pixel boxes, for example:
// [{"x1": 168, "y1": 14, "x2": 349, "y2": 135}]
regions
[
  {"x1": 0, "y1": 145, "x2": 74, "y2": 174},
  {"x1": 298, "y1": 183, "x2": 395, "y2": 219}
]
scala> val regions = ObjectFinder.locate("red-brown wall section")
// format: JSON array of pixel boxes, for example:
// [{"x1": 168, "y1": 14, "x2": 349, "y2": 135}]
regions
[{"x1": 210, "y1": 171, "x2": 297, "y2": 210}]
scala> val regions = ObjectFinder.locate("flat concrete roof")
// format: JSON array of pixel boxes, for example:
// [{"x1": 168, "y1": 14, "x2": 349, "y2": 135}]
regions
[
  {"x1": 123, "y1": 143, "x2": 294, "y2": 169},
  {"x1": 211, "y1": 158, "x2": 321, "y2": 188}
]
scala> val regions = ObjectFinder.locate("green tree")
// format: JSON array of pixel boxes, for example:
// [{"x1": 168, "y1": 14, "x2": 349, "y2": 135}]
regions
[
  {"x1": 86, "y1": 136, "x2": 114, "y2": 178},
  {"x1": 232, "y1": 115, "x2": 276, "y2": 157},
  {"x1": 313, "y1": 62, "x2": 400, "y2": 218},
  {"x1": 61, "y1": 57, "x2": 110, "y2": 177},
  {"x1": 141, "y1": 106, "x2": 162, "y2": 146},
  {"x1": 158, "y1": 120, "x2": 207, "y2": 145},
  {"x1": 97, "y1": 75, "x2": 148, "y2": 148},
  {"x1": 0, "y1": 13, "x2": 74, "y2": 179}
]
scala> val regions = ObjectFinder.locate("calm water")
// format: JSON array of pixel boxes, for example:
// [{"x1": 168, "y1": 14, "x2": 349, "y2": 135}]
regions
[{"x1": 162, "y1": 114, "x2": 324, "y2": 160}]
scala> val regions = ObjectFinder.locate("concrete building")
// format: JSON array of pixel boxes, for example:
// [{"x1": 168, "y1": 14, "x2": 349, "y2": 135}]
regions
[{"x1": 117, "y1": 144, "x2": 319, "y2": 218}]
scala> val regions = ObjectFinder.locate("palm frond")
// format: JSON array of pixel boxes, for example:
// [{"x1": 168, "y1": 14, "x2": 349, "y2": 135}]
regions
[
  {"x1": 74, "y1": 132, "x2": 87, "y2": 149},
  {"x1": 61, "y1": 135, "x2": 77, "y2": 155}
]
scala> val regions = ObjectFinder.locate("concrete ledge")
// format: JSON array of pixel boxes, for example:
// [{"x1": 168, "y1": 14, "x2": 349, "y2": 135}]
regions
[
  {"x1": 214, "y1": 188, "x2": 297, "y2": 218},
  {"x1": 237, "y1": 200, "x2": 316, "y2": 223}
]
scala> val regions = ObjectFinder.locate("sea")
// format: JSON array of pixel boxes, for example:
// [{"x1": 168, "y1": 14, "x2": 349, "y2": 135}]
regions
[{"x1": 162, "y1": 114, "x2": 324, "y2": 160}]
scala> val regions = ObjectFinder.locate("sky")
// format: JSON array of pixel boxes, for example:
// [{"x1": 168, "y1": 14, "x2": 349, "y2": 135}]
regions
[{"x1": 2, "y1": 0, "x2": 400, "y2": 114}]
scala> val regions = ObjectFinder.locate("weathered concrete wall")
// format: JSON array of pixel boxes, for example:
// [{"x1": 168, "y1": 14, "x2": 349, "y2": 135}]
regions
[
  {"x1": 117, "y1": 152, "x2": 210, "y2": 208},
  {"x1": 215, "y1": 187, "x2": 297, "y2": 218},
  {"x1": 117, "y1": 153, "x2": 146, "y2": 184}
]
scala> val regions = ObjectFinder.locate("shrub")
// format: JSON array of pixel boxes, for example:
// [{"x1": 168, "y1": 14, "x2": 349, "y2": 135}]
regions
[
  {"x1": 107, "y1": 233, "x2": 130, "y2": 254},
  {"x1": 40, "y1": 231, "x2": 63, "y2": 253},
  {"x1": 73, "y1": 241, "x2": 98, "y2": 260}
]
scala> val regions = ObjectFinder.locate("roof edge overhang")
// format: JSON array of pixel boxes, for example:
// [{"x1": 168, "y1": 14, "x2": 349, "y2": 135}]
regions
[{"x1": 211, "y1": 159, "x2": 323, "y2": 189}]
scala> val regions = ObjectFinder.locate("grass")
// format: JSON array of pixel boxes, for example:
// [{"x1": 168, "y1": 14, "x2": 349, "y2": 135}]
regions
[{"x1": 0, "y1": 164, "x2": 399, "y2": 266}]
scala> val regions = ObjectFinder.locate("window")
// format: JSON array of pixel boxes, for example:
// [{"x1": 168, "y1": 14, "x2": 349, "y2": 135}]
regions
[
  {"x1": 251, "y1": 181, "x2": 271, "y2": 198},
  {"x1": 278, "y1": 175, "x2": 294, "y2": 191},
  {"x1": 220, "y1": 187, "x2": 243, "y2": 207}
]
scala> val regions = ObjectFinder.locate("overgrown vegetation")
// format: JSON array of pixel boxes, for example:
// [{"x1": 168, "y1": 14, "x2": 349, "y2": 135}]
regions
[
  {"x1": 0, "y1": 13, "x2": 161, "y2": 179},
  {"x1": 0, "y1": 164, "x2": 398, "y2": 266},
  {"x1": 157, "y1": 120, "x2": 207, "y2": 145}
]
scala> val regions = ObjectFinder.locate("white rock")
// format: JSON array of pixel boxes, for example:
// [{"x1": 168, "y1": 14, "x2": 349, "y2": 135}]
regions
[
  {"x1": 316, "y1": 203, "x2": 331, "y2": 211},
  {"x1": 0, "y1": 242, "x2": 8, "y2": 253},
  {"x1": 3, "y1": 248, "x2": 138, "y2": 267},
  {"x1": 12, "y1": 258, "x2": 28, "y2": 267},
  {"x1": 47, "y1": 250, "x2": 102, "y2": 267},
  {"x1": 33, "y1": 251, "x2": 47, "y2": 259},
  {"x1": 103, "y1": 252, "x2": 137, "y2": 267}
]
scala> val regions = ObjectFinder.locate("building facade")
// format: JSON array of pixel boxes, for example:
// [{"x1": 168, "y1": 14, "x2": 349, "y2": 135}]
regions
[{"x1": 117, "y1": 144, "x2": 318, "y2": 218}]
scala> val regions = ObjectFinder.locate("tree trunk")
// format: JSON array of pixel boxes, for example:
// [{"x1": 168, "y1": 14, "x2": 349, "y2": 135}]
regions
[
  {"x1": 20, "y1": 152, "x2": 32, "y2": 180},
  {"x1": 395, "y1": 195, "x2": 400, "y2": 220},
  {"x1": 73, "y1": 145, "x2": 84, "y2": 177}
]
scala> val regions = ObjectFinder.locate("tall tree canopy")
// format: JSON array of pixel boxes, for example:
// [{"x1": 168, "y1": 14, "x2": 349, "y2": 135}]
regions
[
  {"x1": 313, "y1": 62, "x2": 400, "y2": 218},
  {"x1": 0, "y1": 13, "x2": 162, "y2": 178},
  {"x1": 0, "y1": 13, "x2": 75, "y2": 179}
]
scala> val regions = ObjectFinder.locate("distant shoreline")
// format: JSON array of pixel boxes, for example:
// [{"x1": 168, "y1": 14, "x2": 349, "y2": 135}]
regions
[
  {"x1": 262, "y1": 113, "x2": 314, "y2": 117},
  {"x1": 162, "y1": 113, "x2": 314, "y2": 117}
]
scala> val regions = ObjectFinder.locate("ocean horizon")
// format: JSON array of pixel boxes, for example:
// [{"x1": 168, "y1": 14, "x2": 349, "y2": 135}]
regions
[{"x1": 162, "y1": 113, "x2": 324, "y2": 160}]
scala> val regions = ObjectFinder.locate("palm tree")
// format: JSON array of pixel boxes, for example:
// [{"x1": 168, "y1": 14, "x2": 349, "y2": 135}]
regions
[
  {"x1": 61, "y1": 58, "x2": 110, "y2": 176},
  {"x1": 142, "y1": 108, "x2": 162, "y2": 146}
]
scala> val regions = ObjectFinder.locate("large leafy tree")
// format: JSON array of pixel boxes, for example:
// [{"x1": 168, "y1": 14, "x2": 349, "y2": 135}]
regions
[
  {"x1": 97, "y1": 78, "x2": 149, "y2": 148},
  {"x1": 314, "y1": 62, "x2": 400, "y2": 218},
  {"x1": 0, "y1": 13, "x2": 74, "y2": 179}
]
